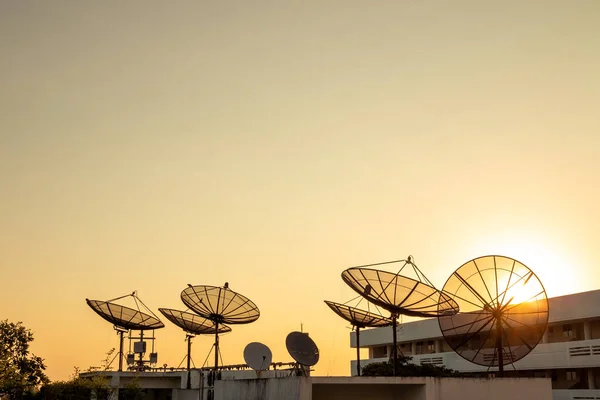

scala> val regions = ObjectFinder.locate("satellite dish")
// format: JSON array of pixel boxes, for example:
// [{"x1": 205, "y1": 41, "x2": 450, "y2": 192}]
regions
[
  {"x1": 341, "y1": 259, "x2": 459, "y2": 318},
  {"x1": 87, "y1": 299, "x2": 165, "y2": 331},
  {"x1": 86, "y1": 292, "x2": 164, "y2": 372},
  {"x1": 243, "y1": 342, "x2": 272, "y2": 371},
  {"x1": 324, "y1": 301, "x2": 391, "y2": 376},
  {"x1": 181, "y1": 284, "x2": 260, "y2": 324},
  {"x1": 340, "y1": 257, "x2": 459, "y2": 376},
  {"x1": 438, "y1": 255, "x2": 549, "y2": 376},
  {"x1": 324, "y1": 301, "x2": 392, "y2": 329},
  {"x1": 181, "y1": 283, "x2": 260, "y2": 371},
  {"x1": 158, "y1": 308, "x2": 232, "y2": 336},
  {"x1": 159, "y1": 308, "x2": 232, "y2": 388},
  {"x1": 286, "y1": 331, "x2": 319, "y2": 367}
]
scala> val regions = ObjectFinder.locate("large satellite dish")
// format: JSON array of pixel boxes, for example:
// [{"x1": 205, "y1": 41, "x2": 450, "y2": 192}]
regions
[
  {"x1": 438, "y1": 255, "x2": 549, "y2": 375},
  {"x1": 181, "y1": 283, "x2": 260, "y2": 371},
  {"x1": 87, "y1": 299, "x2": 165, "y2": 331},
  {"x1": 243, "y1": 342, "x2": 273, "y2": 371},
  {"x1": 86, "y1": 292, "x2": 164, "y2": 371},
  {"x1": 286, "y1": 331, "x2": 319, "y2": 374},
  {"x1": 181, "y1": 284, "x2": 260, "y2": 324},
  {"x1": 324, "y1": 300, "x2": 391, "y2": 376},
  {"x1": 341, "y1": 256, "x2": 459, "y2": 376},
  {"x1": 341, "y1": 259, "x2": 459, "y2": 318}
]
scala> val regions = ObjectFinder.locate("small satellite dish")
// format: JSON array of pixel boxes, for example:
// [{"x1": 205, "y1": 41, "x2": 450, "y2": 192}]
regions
[
  {"x1": 243, "y1": 342, "x2": 272, "y2": 371},
  {"x1": 286, "y1": 331, "x2": 319, "y2": 367}
]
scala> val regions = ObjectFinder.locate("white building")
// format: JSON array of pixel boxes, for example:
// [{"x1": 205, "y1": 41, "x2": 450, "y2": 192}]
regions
[
  {"x1": 350, "y1": 289, "x2": 600, "y2": 400},
  {"x1": 81, "y1": 370, "x2": 551, "y2": 400}
]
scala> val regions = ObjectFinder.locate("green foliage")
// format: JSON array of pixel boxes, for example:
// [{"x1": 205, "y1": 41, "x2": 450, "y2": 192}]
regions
[
  {"x1": 0, "y1": 320, "x2": 49, "y2": 399},
  {"x1": 37, "y1": 366, "x2": 114, "y2": 400},
  {"x1": 120, "y1": 377, "x2": 146, "y2": 400},
  {"x1": 37, "y1": 348, "x2": 119, "y2": 400},
  {"x1": 361, "y1": 355, "x2": 461, "y2": 377},
  {"x1": 37, "y1": 377, "x2": 110, "y2": 400}
]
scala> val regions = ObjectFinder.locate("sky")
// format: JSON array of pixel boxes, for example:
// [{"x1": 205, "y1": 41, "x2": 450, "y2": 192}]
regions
[{"x1": 1, "y1": 0, "x2": 600, "y2": 381}]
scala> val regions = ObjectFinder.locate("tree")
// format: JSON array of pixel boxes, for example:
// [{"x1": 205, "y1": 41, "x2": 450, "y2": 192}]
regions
[
  {"x1": 38, "y1": 350, "x2": 116, "y2": 400},
  {"x1": 37, "y1": 369, "x2": 113, "y2": 400},
  {"x1": 361, "y1": 355, "x2": 460, "y2": 377},
  {"x1": 0, "y1": 320, "x2": 49, "y2": 399}
]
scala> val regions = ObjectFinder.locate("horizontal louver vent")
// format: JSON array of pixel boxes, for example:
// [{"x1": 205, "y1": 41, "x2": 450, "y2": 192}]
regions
[
  {"x1": 570, "y1": 346, "x2": 592, "y2": 357},
  {"x1": 420, "y1": 357, "x2": 444, "y2": 366},
  {"x1": 483, "y1": 353, "x2": 516, "y2": 363}
]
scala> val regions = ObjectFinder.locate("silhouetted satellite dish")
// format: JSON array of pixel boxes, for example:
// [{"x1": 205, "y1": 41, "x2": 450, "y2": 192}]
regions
[
  {"x1": 86, "y1": 292, "x2": 164, "y2": 372},
  {"x1": 341, "y1": 258, "x2": 459, "y2": 318},
  {"x1": 158, "y1": 308, "x2": 232, "y2": 335},
  {"x1": 181, "y1": 283, "x2": 260, "y2": 371},
  {"x1": 341, "y1": 256, "x2": 459, "y2": 376},
  {"x1": 324, "y1": 300, "x2": 391, "y2": 376},
  {"x1": 87, "y1": 299, "x2": 165, "y2": 331},
  {"x1": 324, "y1": 301, "x2": 392, "y2": 329},
  {"x1": 159, "y1": 307, "x2": 232, "y2": 386},
  {"x1": 181, "y1": 284, "x2": 260, "y2": 324},
  {"x1": 243, "y1": 342, "x2": 272, "y2": 371},
  {"x1": 286, "y1": 331, "x2": 319, "y2": 367},
  {"x1": 438, "y1": 255, "x2": 549, "y2": 376}
]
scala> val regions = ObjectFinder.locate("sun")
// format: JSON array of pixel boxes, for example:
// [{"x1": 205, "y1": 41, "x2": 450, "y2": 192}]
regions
[
  {"x1": 496, "y1": 273, "x2": 538, "y2": 307},
  {"x1": 470, "y1": 233, "x2": 580, "y2": 298}
]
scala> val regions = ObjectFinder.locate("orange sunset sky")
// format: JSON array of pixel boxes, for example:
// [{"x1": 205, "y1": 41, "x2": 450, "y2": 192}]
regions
[{"x1": 1, "y1": 1, "x2": 600, "y2": 381}]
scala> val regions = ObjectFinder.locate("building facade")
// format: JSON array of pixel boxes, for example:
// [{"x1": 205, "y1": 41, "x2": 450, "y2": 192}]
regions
[{"x1": 350, "y1": 289, "x2": 600, "y2": 400}]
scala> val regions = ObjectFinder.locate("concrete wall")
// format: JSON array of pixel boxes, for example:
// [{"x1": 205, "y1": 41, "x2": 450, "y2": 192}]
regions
[
  {"x1": 425, "y1": 377, "x2": 552, "y2": 400},
  {"x1": 311, "y1": 377, "x2": 551, "y2": 400},
  {"x1": 172, "y1": 389, "x2": 201, "y2": 400},
  {"x1": 552, "y1": 389, "x2": 600, "y2": 400},
  {"x1": 87, "y1": 370, "x2": 552, "y2": 400},
  {"x1": 220, "y1": 369, "x2": 294, "y2": 380},
  {"x1": 313, "y1": 381, "x2": 424, "y2": 400},
  {"x1": 215, "y1": 377, "x2": 311, "y2": 400}
]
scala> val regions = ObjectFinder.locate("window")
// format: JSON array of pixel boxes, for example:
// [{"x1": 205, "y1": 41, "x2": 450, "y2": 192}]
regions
[
  {"x1": 427, "y1": 340, "x2": 435, "y2": 353},
  {"x1": 400, "y1": 343, "x2": 411, "y2": 355},
  {"x1": 566, "y1": 371, "x2": 578, "y2": 381},
  {"x1": 591, "y1": 320, "x2": 600, "y2": 339},
  {"x1": 563, "y1": 324, "x2": 573, "y2": 339},
  {"x1": 441, "y1": 340, "x2": 452, "y2": 352},
  {"x1": 372, "y1": 346, "x2": 387, "y2": 358},
  {"x1": 416, "y1": 341, "x2": 424, "y2": 354}
]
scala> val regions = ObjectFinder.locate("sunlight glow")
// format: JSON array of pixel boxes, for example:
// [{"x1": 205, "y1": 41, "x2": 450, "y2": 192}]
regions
[{"x1": 470, "y1": 233, "x2": 579, "y2": 298}]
